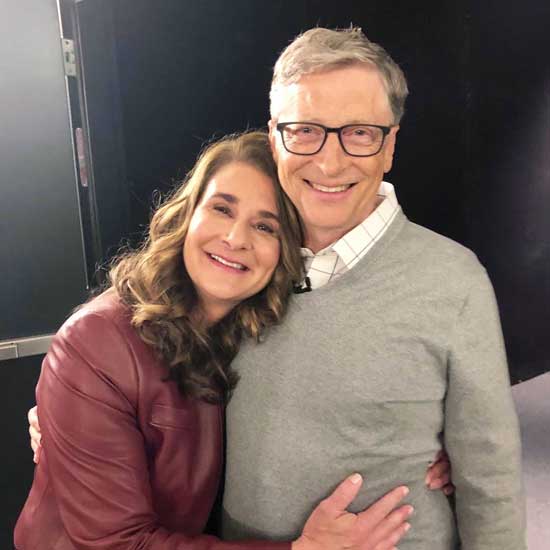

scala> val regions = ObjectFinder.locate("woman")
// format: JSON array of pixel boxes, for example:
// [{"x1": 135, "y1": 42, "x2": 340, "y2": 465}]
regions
[{"x1": 15, "y1": 131, "x2": 417, "y2": 549}]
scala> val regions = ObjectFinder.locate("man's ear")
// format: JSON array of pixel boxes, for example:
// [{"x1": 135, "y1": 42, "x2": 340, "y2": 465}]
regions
[
  {"x1": 267, "y1": 119, "x2": 279, "y2": 163},
  {"x1": 383, "y1": 125, "x2": 399, "y2": 173}
]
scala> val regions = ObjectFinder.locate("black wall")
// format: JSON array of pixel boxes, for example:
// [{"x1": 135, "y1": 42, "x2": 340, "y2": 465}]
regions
[
  {"x1": 108, "y1": 0, "x2": 550, "y2": 383},
  {"x1": 1, "y1": 357, "x2": 42, "y2": 547}
]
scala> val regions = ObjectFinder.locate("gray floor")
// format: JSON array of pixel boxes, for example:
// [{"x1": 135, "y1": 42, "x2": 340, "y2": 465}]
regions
[{"x1": 512, "y1": 372, "x2": 550, "y2": 549}]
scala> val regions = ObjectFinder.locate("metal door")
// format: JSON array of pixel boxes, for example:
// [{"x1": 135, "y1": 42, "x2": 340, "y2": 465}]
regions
[{"x1": 0, "y1": 0, "x2": 88, "y2": 542}]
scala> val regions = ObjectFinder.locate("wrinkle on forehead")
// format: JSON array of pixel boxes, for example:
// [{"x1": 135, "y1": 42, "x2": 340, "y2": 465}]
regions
[{"x1": 271, "y1": 65, "x2": 393, "y2": 126}]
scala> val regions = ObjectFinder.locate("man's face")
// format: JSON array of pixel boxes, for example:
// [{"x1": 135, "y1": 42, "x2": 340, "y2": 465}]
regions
[{"x1": 269, "y1": 65, "x2": 399, "y2": 251}]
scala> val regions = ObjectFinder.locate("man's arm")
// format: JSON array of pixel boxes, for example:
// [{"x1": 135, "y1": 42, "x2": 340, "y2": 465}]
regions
[{"x1": 444, "y1": 269, "x2": 526, "y2": 549}]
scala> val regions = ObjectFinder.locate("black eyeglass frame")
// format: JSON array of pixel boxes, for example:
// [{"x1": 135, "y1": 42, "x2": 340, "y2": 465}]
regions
[{"x1": 276, "y1": 122, "x2": 393, "y2": 157}]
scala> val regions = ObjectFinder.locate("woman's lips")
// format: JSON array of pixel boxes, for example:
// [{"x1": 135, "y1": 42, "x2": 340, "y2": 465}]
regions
[{"x1": 206, "y1": 252, "x2": 249, "y2": 272}]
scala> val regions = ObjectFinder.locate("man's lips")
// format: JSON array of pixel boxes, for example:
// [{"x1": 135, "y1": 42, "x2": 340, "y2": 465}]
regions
[
  {"x1": 304, "y1": 179, "x2": 357, "y2": 193},
  {"x1": 206, "y1": 252, "x2": 249, "y2": 271}
]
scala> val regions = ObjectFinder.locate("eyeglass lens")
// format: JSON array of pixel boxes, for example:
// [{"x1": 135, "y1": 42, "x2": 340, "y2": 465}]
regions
[{"x1": 280, "y1": 123, "x2": 385, "y2": 156}]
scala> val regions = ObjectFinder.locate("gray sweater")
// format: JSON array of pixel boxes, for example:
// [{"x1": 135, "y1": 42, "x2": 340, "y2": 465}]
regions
[{"x1": 222, "y1": 212, "x2": 525, "y2": 549}]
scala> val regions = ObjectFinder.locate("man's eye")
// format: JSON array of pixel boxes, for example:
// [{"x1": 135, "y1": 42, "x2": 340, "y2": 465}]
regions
[
  {"x1": 296, "y1": 126, "x2": 320, "y2": 136},
  {"x1": 344, "y1": 127, "x2": 369, "y2": 137}
]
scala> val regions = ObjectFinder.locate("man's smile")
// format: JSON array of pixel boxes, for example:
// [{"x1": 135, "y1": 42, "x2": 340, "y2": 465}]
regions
[{"x1": 303, "y1": 178, "x2": 357, "y2": 194}]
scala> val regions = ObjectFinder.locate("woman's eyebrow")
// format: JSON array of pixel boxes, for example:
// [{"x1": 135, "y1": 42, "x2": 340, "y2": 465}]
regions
[
  {"x1": 211, "y1": 192, "x2": 279, "y2": 222},
  {"x1": 258, "y1": 210, "x2": 280, "y2": 222},
  {"x1": 211, "y1": 192, "x2": 237, "y2": 203}
]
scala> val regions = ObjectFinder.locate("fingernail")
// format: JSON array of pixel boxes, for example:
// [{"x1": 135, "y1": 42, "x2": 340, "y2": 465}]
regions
[
  {"x1": 404, "y1": 522, "x2": 411, "y2": 532},
  {"x1": 350, "y1": 473, "x2": 362, "y2": 484},
  {"x1": 402, "y1": 486, "x2": 410, "y2": 496}
]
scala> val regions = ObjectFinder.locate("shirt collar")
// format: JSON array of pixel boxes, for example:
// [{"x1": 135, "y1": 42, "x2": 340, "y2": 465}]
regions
[{"x1": 300, "y1": 181, "x2": 401, "y2": 285}]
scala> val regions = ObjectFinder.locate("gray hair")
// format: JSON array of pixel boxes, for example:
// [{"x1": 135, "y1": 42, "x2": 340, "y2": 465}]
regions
[{"x1": 270, "y1": 27, "x2": 409, "y2": 125}]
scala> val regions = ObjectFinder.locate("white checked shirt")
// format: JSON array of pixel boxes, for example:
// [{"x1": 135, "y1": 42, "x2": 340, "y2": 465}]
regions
[{"x1": 301, "y1": 181, "x2": 401, "y2": 290}]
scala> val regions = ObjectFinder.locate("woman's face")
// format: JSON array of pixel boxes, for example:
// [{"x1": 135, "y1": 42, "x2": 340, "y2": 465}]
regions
[{"x1": 183, "y1": 161, "x2": 282, "y2": 323}]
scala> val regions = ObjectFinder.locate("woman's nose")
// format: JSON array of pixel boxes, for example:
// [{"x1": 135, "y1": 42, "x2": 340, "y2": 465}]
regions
[{"x1": 223, "y1": 221, "x2": 252, "y2": 250}]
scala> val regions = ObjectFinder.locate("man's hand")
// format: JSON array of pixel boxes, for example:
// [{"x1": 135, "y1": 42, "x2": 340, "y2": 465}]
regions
[
  {"x1": 425, "y1": 450, "x2": 454, "y2": 495},
  {"x1": 28, "y1": 406, "x2": 41, "y2": 464},
  {"x1": 293, "y1": 474, "x2": 413, "y2": 550}
]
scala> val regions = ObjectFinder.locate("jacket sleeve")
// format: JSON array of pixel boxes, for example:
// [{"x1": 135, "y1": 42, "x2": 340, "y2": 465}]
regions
[
  {"x1": 37, "y1": 310, "x2": 290, "y2": 550},
  {"x1": 443, "y1": 269, "x2": 526, "y2": 550}
]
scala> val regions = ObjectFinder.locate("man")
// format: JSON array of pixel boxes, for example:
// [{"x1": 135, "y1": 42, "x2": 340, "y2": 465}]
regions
[
  {"x1": 221, "y1": 28, "x2": 526, "y2": 549},
  {"x1": 24, "y1": 26, "x2": 499, "y2": 549}
]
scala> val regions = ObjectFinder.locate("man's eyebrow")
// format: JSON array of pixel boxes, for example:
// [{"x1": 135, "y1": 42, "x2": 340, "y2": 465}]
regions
[{"x1": 210, "y1": 193, "x2": 279, "y2": 222}]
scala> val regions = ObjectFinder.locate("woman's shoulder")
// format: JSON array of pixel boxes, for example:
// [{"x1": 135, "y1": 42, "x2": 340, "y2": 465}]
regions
[
  {"x1": 67, "y1": 287, "x2": 128, "y2": 324},
  {"x1": 53, "y1": 289, "x2": 147, "y2": 372},
  {"x1": 46, "y1": 290, "x2": 157, "y2": 405},
  {"x1": 58, "y1": 289, "x2": 136, "y2": 342}
]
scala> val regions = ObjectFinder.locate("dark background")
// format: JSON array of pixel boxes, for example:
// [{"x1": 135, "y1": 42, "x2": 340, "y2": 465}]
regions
[
  {"x1": 110, "y1": 0, "x2": 550, "y2": 384},
  {"x1": 2, "y1": 0, "x2": 549, "y2": 546}
]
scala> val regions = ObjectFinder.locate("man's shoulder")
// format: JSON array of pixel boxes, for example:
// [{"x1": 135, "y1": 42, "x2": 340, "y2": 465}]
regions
[
  {"x1": 404, "y1": 220, "x2": 479, "y2": 262},
  {"x1": 392, "y1": 219, "x2": 488, "y2": 289}
]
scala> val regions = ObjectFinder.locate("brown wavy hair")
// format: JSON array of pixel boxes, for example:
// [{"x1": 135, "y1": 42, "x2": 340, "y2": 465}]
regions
[{"x1": 109, "y1": 131, "x2": 303, "y2": 403}]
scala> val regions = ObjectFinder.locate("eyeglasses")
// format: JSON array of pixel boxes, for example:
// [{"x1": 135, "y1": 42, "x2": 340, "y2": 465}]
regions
[{"x1": 276, "y1": 122, "x2": 392, "y2": 157}]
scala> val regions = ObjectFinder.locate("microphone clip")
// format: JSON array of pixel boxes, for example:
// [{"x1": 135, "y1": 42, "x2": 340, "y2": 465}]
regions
[{"x1": 293, "y1": 276, "x2": 312, "y2": 294}]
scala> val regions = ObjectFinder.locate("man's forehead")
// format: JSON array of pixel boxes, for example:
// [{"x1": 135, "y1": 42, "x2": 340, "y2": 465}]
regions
[{"x1": 272, "y1": 65, "x2": 392, "y2": 125}]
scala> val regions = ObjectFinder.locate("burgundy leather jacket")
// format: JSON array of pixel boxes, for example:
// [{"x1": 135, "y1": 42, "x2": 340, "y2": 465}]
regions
[{"x1": 15, "y1": 291, "x2": 289, "y2": 550}]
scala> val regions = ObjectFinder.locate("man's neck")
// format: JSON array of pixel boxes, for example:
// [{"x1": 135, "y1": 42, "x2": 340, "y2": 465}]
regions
[
  {"x1": 304, "y1": 228, "x2": 349, "y2": 253},
  {"x1": 303, "y1": 191, "x2": 387, "y2": 253}
]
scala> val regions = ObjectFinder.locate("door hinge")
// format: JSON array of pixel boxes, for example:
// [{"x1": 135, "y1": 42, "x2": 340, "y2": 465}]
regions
[{"x1": 61, "y1": 38, "x2": 76, "y2": 77}]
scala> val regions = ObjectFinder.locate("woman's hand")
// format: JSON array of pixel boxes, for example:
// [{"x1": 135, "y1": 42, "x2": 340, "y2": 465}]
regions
[
  {"x1": 425, "y1": 450, "x2": 454, "y2": 495},
  {"x1": 28, "y1": 406, "x2": 41, "y2": 464},
  {"x1": 293, "y1": 474, "x2": 413, "y2": 550}
]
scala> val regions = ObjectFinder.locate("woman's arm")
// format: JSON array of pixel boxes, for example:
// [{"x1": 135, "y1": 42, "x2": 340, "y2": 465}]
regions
[
  {"x1": 21, "y1": 311, "x2": 412, "y2": 550},
  {"x1": 29, "y1": 407, "x2": 454, "y2": 492}
]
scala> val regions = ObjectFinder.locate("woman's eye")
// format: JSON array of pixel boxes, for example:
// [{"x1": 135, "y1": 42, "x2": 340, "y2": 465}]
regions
[
  {"x1": 213, "y1": 204, "x2": 231, "y2": 216},
  {"x1": 255, "y1": 222, "x2": 276, "y2": 235}
]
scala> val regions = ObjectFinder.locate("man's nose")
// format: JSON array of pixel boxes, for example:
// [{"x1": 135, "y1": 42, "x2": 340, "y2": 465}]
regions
[
  {"x1": 223, "y1": 221, "x2": 252, "y2": 250},
  {"x1": 315, "y1": 132, "x2": 348, "y2": 176}
]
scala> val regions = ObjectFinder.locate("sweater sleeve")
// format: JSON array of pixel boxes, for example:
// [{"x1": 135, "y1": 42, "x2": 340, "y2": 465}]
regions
[
  {"x1": 37, "y1": 311, "x2": 289, "y2": 550},
  {"x1": 443, "y1": 269, "x2": 526, "y2": 550}
]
